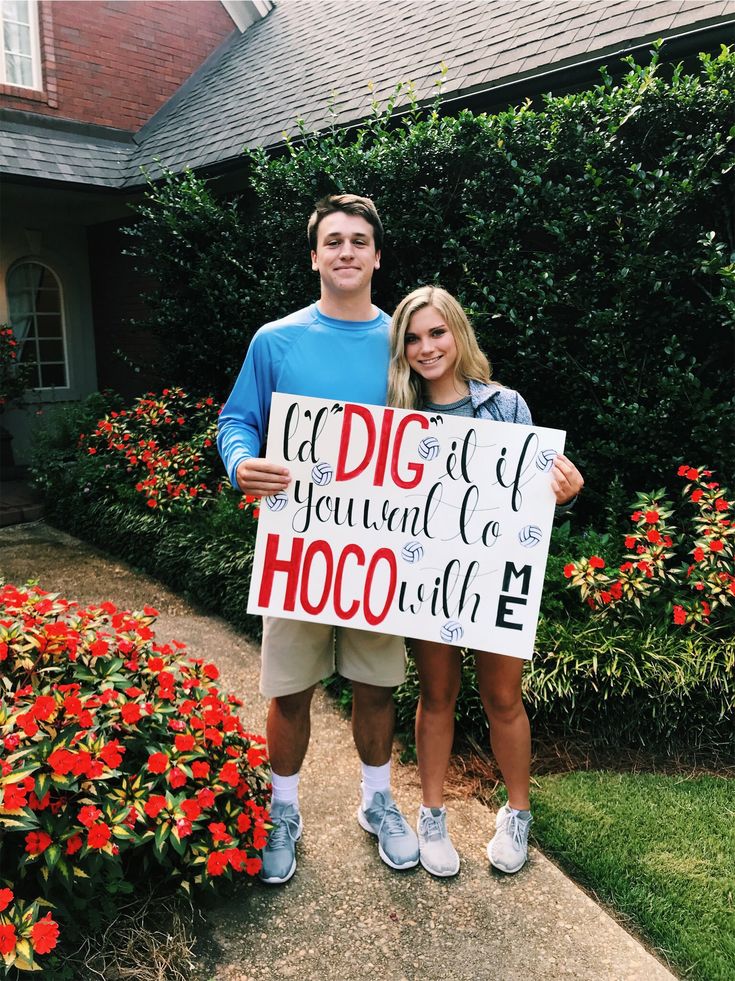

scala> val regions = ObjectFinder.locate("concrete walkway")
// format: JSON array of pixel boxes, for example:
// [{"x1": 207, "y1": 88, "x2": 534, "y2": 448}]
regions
[{"x1": 0, "y1": 521, "x2": 677, "y2": 981}]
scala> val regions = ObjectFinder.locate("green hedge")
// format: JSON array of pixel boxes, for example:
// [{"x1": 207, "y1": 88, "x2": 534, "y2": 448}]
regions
[
  {"x1": 32, "y1": 395, "x2": 735, "y2": 755},
  {"x1": 125, "y1": 46, "x2": 735, "y2": 518}
]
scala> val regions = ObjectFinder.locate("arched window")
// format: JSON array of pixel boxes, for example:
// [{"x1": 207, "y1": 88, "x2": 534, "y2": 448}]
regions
[{"x1": 6, "y1": 261, "x2": 69, "y2": 390}]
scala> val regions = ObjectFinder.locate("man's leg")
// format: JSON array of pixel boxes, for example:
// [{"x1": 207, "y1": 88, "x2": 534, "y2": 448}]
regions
[
  {"x1": 259, "y1": 618, "x2": 334, "y2": 885},
  {"x1": 267, "y1": 685, "x2": 317, "y2": 776},
  {"x1": 339, "y1": 630, "x2": 418, "y2": 871}
]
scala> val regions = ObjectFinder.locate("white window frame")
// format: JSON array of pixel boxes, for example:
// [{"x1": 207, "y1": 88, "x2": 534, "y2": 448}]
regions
[
  {"x1": 0, "y1": 0, "x2": 42, "y2": 91},
  {"x1": 6, "y1": 260, "x2": 70, "y2": 393}
]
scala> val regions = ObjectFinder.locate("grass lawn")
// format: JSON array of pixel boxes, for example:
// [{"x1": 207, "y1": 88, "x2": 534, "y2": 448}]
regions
[{"x1": 531, "y1": 772, "x2": 735, "y2": 981}]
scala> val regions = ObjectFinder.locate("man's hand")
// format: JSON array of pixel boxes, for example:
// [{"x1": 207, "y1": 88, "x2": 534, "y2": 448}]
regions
[
  {"x1": 235, "y1": 458, "x2": 291, "y2": 497},
  {"x1": 551, "y1": 453, "x2": 584, "y2": 506}
]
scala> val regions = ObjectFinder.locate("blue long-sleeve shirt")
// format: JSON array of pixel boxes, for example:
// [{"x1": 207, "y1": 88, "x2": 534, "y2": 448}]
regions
[{"x1": 217, "y1": 303, "x2": 391, "y2": 488}]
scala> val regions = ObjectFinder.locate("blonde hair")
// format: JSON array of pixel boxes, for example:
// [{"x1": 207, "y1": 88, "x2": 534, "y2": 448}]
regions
[{"x1": 387, "y1": 286, "x2": 492, "y2": 409}]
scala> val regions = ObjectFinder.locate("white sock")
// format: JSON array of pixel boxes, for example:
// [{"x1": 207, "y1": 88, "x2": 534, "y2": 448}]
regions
[
  {"x1": 361, "y1": 761, "x2": 391, "y2": 808},
  {"x1": 420, "y1": 803, "x2": 445, "y2": 817},
  {"x1": 271, "y1": 771, "x2": 300, "y2": 808}
]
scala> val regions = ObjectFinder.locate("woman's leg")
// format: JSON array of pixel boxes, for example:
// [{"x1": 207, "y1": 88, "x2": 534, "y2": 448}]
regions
[
  {"x1": 413, "y1": 640, "x2": 462, "y2": 807},
  {"x1": 474, "y1": 652, "x2": 530, "y2": 809}
]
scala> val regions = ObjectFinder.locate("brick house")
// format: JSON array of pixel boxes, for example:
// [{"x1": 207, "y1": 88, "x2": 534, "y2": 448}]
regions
[{"x1": 0, "y1": 0, "x2": 732, "y2": 464}]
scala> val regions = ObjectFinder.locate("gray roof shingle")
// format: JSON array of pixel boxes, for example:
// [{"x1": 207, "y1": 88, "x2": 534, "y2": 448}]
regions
[{"x1": 1, "y1": 0, "x2": 732, "y2": 188}]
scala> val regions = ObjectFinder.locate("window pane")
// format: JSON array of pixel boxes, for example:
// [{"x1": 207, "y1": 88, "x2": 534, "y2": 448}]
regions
[
  {"x1": 3, "y1": 2, "x2": 30, "y2": 26},
  {"x1": 35, "y1": 314, "x2": 62, "y2": 336},
  {"x1": 38, "y1": 339, "x2": 64, "y2": 361},
  {"x1": 18, "y1": 336, "x2": 37, "y2": 362},
  {"x1": 35, "y1": 290, "x2": 61, "y2": 315},
  {"x1": 39, "y1": 363, "x2": 67, "y2": 388}
]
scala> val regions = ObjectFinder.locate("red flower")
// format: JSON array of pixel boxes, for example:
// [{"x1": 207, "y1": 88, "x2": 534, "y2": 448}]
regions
[
  {"x1": 630, "y1": 511, "x2": 642, "y2": 521},
  {"x1": 673, "y1": 606, "x2": 687, "y2": 625},
  {"x1": 121, "y1": 702, "x2": 142, "y2": 724},
  {"x1": 644, "y1": 510, "x2": 659, "y2": 523},
  {"x1": 148, "y1": 656, "x2": 164, "y2": 672},
  {"x1": 686, "y1": 468, "x2": 699, "y2": 480},
  {"x1": 610, "y1": 581, "x2": 623, "y2": 600},
  {"x1": 677, "y1": 465, "x2": 689, "y2": 476},
  {"x1": 144, "y1": 795, "x2": 167, "y2": 818},
  {"x1": 191, "y1": 760, "x2": 210, "y2": 779},
  {"x1": 147, "y1": 752, "x2": 169, "y2": 773},
  {"x1": 237, "y1": 812, "x2": 252, "y2": 833},
  {"x1": 206, "y1": 851, "x2": 229, "y2": 876},
  {"x1": 710, "y1": 540, "x2": 724, "y2": 552},
  {"x1": 0, "y1": 923, "x2": 17, "y2": 956},
  {"x1": 65, "y1": 834, "x2": 83, "y2": 855},
  {"x1": 624, "y1": 536, "x2": 636, "y2": 549},
  {"x1": 48, "y1": 747, "x2": 76, "y2": 775},
  {"x1": 693, "y1": 547, "x2": 705, "y2": 562},
  {"x1": 646, "y1": 529, "x2": 661, "y2": 544},
  {"x1": 32, "y1": 695, "x2": 56, "y2": 721},
  {"x1": 203, "y1": 663, "x2": 219, "y2": 680},
  {"x1": 588, "y1": 556, "x2": 605, "y2": 569},
  {"x1": 25, "y1": 830, "x2": 52, "y2": 855},
  {"x1": 563, "y1": 563, "x2": 575, "y2": 579},
  {"x1": 197, "y1": 787, "x2": 216, "y2": 809},
  {"x1": 599, "y1": 591, "x2": 612, "y2": 604},
  {"x1": 0, "y1": 888, "x2": 13, "y2": 912},
  {"x1": 30, "y1": 913, "x2": 59, "y2": 955},
  {"x1": 715, "y1": 498, "x2": 729, "y2": 512},
  {"x1": 99, "y1": 740, "x2": 125, "y2": 769},
  {"x1": 87, "y1": 822, "x2": 111, "y2": 849},
  {"x1": 78, "y1": 804, "x2": 102, "y2": 827},
  {"x1": 691, "y1": 489, "x2": 703, "y2": 503},
  {"x1": 247, "y1": 746, "x2": 267, "y2": 768},
  {"x1": 702, "y1": 601, "x2": 711, "y2": 617},
  {"x1": 208, "y1": 821, "x2": 232, "y2": 844},
  {"x1": 218, "y1": 761, "x2": 240, "y2": 787},
  {"x1": 181, "y1": 798, "x2": 202, "y2": 821},
  {"x1": 245, "y1": 856, "x2": 262, "y2": 876},
  {"x1": 175, "y1": 733, "x2": 195, "y2": 752},
  {"x1": 168, "y1": 766, "x2": 186, "y2": 789}
]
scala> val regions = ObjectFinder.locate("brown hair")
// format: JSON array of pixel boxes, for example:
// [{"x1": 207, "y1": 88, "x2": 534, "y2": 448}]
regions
[{"x1": 307, "y1": 193, "x2": 384, "y2": 251}]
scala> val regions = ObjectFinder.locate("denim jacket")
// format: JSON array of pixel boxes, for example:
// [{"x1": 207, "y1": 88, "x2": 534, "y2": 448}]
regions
[{"x1": 467, "y1": 380, "x2": 576, "y2": 514}]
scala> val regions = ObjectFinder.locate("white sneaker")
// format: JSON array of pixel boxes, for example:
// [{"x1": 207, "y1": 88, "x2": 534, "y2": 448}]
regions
[
  {"x1": 487, "y1": 803, "x2": 532, "y2": 873},
  {"x1": 417, "y1": 806, "x2": 460, "y2": 877}
]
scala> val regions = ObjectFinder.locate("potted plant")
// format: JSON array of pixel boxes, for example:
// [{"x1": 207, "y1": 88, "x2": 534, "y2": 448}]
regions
[{"x1": 0, "y1": 324, "x2": 35, "y2": 471}]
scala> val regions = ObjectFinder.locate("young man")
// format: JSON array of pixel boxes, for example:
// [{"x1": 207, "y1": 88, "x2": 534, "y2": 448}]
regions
[{"x1": 217, "y1": 194, "x2": 419, "y2": 884}]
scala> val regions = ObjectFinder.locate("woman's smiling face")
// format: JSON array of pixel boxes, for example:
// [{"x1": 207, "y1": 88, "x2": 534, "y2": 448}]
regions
[{"x1": 404, "y1": 305, "x2": 459, "y2": 390}]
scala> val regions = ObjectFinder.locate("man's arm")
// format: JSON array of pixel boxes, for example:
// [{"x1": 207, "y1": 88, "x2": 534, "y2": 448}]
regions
[{"x1": 217, "y1": 330, "x2": 290, "y2": 493}]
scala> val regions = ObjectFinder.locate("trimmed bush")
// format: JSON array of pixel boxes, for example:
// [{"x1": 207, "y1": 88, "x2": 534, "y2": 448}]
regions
[
  {"x1": 125, "y1": 46, "x2": 735, "y2": 516},
  {"x1": 0, "y1": 583, "x2": 270, "y2": 973}
]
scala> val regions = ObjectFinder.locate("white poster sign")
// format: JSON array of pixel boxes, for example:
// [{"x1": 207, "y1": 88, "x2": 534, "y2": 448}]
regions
[{"x1": 247, "y1": 394, "x2": 565, "y2": 658}]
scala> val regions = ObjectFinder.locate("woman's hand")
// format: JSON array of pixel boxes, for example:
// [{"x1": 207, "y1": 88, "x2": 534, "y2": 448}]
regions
[
  {"x1": 235, "y1": 458, "x2": 291, "y2": 496},
  {"x1": 551, "y1": 453, "x2": 584, "y2": 506}
]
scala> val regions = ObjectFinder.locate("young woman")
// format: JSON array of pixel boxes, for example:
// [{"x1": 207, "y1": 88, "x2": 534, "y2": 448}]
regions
[{"x1": 388, "y1": 285, "x2": 583, "y2": 878}]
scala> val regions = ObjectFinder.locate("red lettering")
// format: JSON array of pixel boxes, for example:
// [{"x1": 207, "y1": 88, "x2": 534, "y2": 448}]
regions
[
  {"x1": 335, "y1": 404, "x2": 376, "y2": 482},
  {"x1": 258, "y1": 534, "x2": 304, "y2": 610},
  {"x1": 363, "y1": 548, "x2": 398, "y2": 625},
  {"x1": 391, "y1": 414, "x2": 428, "y2": 489},
  {"x1": 334, "y1": 544, "x2": 365, "y2": 620},
  {"x1": 373, "y1": 408, "x2": 394, "y2": 486},
  {"x1": 299, "y1": 540, "x2": 334, "y2": 615}
]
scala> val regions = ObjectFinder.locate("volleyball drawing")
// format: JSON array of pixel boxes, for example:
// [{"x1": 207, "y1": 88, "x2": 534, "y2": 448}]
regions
[
  {"x1": 401, "y1": 540, "x2": 424, "y2": 563},
  {"x1": 265, "y1": 491, "x2": 288, "y2": 512},
  {"x1": 536, "y1": 448, "x2": 557, "y2": 472},
  {"x1": 311, "y1": 461, "x2": 333, "y2": 485},
  {"x1": 418, "y1": 436, "x2": 441, "y2": 461},
  {"x1": 440, "y1": 620, "x2": 464, "y2": 643},
  {"x1": 518, "y1": 524, "x2": 543, "y2": 547}
]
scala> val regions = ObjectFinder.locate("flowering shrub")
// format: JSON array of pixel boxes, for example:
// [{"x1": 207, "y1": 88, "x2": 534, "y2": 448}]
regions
[
  {"x1": 0, "y1": 325, "x2": 35, "y2": 411},
  {"x1": 79, "y1": 388, "x2": 225, "y2": 512},
  {"x1": 564, "y1": 466, "x2": 734, "y2": 630},
  {"x1": 0, "y1": 583, "x2": 270, "y2": 972}
]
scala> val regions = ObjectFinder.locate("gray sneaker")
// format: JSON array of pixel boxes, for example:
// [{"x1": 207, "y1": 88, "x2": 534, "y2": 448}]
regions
[
  {"x1": 259, "y1": 801, "x2": 303, "y2": 884},
  {"x1": 357, "y1": 790, "x2": 419, "y2": 870},
  {"x1": 487, "y1": 803, "x2": 532, "y2": 873},
  {"x1": 417, "y1": 806, "x2": 460, "y2": 877}
]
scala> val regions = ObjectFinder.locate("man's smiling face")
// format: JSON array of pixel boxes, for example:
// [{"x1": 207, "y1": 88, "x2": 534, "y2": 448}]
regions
[{"x1": 311, "y1": 213, "x2": 381, "y2": 298}]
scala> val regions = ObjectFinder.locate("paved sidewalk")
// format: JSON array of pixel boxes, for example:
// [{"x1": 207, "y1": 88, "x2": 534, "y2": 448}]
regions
[{"x1": 0, "y1": 522, "x2": 677, "y2": 981}]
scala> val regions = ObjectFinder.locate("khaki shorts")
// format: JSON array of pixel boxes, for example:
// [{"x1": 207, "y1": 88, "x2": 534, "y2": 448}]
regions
[{"x1": 260, "y1": 616, "x2": 406, "y2": 698}]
